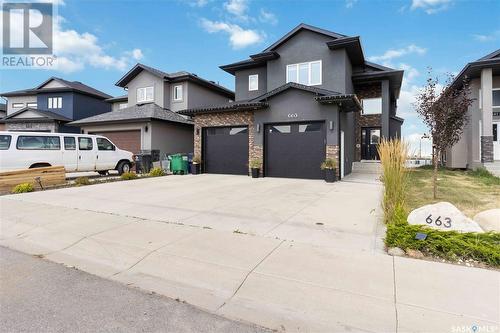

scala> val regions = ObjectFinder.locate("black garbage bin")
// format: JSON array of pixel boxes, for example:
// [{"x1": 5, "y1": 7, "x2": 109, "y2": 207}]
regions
[{"x1": 135, "y1": 152, "x2": 152, "y2": 173}]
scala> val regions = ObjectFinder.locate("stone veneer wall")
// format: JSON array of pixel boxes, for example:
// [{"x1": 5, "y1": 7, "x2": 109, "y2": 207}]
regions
[
  {"x1": 480, "y1": 136, "x2": 493, "y2": 163},
  {"x1": 354, "y1": 83, "x2": 383, "y2": 161},
  {"x1": 7, "y1": 122, "x2": 57, "y2": 132},
  {"x1": 326, "y1": 145, "x2": 340, "y2": 176},
  {"x1": 193, "y1": 111, "x2": 264, "y2": 173}
]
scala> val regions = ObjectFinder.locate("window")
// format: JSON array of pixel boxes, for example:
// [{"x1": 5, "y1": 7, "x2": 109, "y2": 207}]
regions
[
  {"x1": 493, "y1": 123, "x2": 498, "y2": 142},
  {"x1": 137, "y1": 86, "x2": 154, "y2": 103},
  {"x1": 118, "y1": 103, "x2": 128, "y2": 109},
  {"x1": 299, "y1": 123, "x2": 322, "y2": 132},
  {"x1": 64, "y1": 137, "x2": 76, "y2": 150},
  {"x1": 0, "y1": 135, "x2": 11, "y2": 150},
  {"x1": 97, "y1": 138, "x2": 115, "y2": 151},
  {"x1": 370, "y1": 129, "x2": 381, "y2": 144},
  {"x1": 12, "y1": 103, "x2": 24, "y2": 108},
  {"x1": 229, "y1": 127, "x2": 248, "y2": 135},
  {"x1": 173, "y1": 85, "x2": 183, "y2": 101},
  {"x1": 27, "y1": 102, "x2": 37, "y2": 108},
  {"x1": 493, "y1": 89, "x2": 500, "y2": 108},
  {"x1": 361, "y1": 98, "x2": 382, "y2": 114},
  {"x1": 48, "y1": 97, "x2": 62, "y2": 109},
  {"x1": 286, "y1": 60, "x2": 322, "y2": 86},
  {"x1": 248, "y1": 74, "x2": 259, "y2": 91},
  {"x1": 78, "y1": 137, "x2": 93, "y2": 150},
  {"x1": 269, "y1": 125, "x2": 291, "y2": 133},
  {"x1": 17, "y1": 136, "x2": 60, "y2": 150}
]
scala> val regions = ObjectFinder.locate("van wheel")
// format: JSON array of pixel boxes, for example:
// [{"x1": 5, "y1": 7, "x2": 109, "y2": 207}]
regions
[
  {"x1": 116, "y1": 161, "x2": 131, "y2": 175},
  {"x1": 97, "y1": 171, "x2": 108, "y2": 176}
]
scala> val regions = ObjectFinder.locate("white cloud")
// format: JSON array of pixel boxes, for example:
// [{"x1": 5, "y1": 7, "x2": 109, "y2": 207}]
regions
[
  {"x1": 399, "y1": 63, "x2": 420, "y2": 83},
  {"x1": 223, "y1": 0, "x2": 249, "y2": 21},
  {"x1": 186, "y1": 0, "x2": 209, "y2": 7},
  {"x1": 200, "y1": 18, "x2": 264, "y2": 49},
  {"x1": 368, "y1": 44, "x2": 427, "y2": 62},
  {"x1": 259, "y1": 9, "x2": 278, "y2": 25},
  {"x1": 472, "y1": 30, "x2": 500, "y2": 42},
  {"x1": 410, "y1": 0, "x2": 452, "y2": 14},
  {"x1": 345, "y1": 0, "x2": 358, "y2": 8}
]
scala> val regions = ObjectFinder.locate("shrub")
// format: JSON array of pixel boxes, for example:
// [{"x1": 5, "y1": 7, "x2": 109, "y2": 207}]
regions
[
  {"x1": 149, "y1": 167, "x2": 165, "y2": 177},
  {"x1": 75, "y1": 177, "x2": 91, "y2": 186},
  {"x1": 121, "y1": 172, "x2": 137, "y2": 180},
  {"x1": 249, "y1": 159, "x2": 261, "y2": 169},
  {"x1": 320, "y1": 158, "x2": 337, "y2": 170},
  {"x1": 11, "y1": 183, "x2": 34, "y2": 194},
  {"x1": 377, "y1": 138, "x2": 409, "y2": 224}
]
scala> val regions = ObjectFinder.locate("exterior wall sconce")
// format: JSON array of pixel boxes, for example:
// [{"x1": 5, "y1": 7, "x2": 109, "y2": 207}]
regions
[
  {"x1": 145, "y1": 125, "x2": 148, "y2": 133},
  {"x1": 256, "y1": 124, "x2": 260, "y2": 133},
  {"x1": 329, "y1": 121, "x2": 334, "y2": 131},
  {"x1": 196, "y1": 127, "x2": 200, "y2": 135}
]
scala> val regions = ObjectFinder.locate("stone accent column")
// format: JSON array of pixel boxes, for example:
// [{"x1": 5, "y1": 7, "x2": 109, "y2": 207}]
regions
[
  {"x1": 326, "y1": 144, "x2": 340, "y2": 177},
  {"x1": 481, "y1": 68, "x2": 493, "y2": 162}
]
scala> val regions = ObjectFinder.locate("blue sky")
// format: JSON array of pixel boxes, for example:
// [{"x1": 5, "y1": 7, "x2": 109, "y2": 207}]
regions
[{"x1": 1, "y1": 0, "x2": 499, "y2": 155}]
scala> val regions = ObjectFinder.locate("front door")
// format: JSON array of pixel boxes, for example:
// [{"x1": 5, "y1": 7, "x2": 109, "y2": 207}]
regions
[
  {"x1": 361, "y1": 127, "x2": 380, "y2": 160},
  {"x1": 494, "y1": 122, "x2": 500, "y2": 160}
]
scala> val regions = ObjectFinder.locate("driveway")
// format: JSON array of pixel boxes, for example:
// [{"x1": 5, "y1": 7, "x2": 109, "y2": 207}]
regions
[{"x1": 1, "y1": 174, "x2": 498, "y2": 332}]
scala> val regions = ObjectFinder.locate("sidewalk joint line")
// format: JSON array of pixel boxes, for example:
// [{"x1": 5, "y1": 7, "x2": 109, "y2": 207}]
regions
[
  {"x1": 393, "y1": 256, "x2": 399, "y2": 333},
  {"x1": 217, "y1": 239, "x2": 285, "y2": 312}
]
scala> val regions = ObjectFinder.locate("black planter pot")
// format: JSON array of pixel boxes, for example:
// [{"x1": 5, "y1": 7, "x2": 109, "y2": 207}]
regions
[
  {"x1": 251, "y1": 168, "x2": 260, "y2": 178},
  {"x1": 190, "y1": 163, "x2": 201, "y2": 175},
  {"x1": 324, "y1": 168, "x2": 337, "y2": 183}
]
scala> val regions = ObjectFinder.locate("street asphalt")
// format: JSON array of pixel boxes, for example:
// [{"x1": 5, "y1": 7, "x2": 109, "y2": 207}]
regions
[{"x1": 0, "y1": 247, "x2": 269, "y2": 333}]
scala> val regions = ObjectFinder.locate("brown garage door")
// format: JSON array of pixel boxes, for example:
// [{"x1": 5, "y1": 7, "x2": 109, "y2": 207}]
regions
[{"x1": 91, "y1": 130, "x2": 141, "y2": 154}]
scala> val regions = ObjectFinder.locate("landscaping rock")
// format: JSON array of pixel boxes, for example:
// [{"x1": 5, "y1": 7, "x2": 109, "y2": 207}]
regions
[
  {"x1": 407, "y1": 202, "x2": 484, "y2": 233},
  {"x1": 473, "y1": 209, "x2": 500, "y2": 232},
  {"x1": 387, "y1": 247, "x2": 405, "y2": 256},
  {"x1": 406, "y1": 249, "x2": 424, "y2": 259}
]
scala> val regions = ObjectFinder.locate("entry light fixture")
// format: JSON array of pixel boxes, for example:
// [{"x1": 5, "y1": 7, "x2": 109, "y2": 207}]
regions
[
  {"x1": 329, "y1": 121, "x2": 334, "y2": 131},
  {"x1": 256, "y1": 123, "x2": 260, "y2": 133},
  {"x1": 145, "y1": 125, "x2": 148, "y2": 133}
]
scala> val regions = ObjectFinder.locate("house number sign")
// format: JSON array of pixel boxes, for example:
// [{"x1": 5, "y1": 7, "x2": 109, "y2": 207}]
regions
[
  {"x1": 425, "y1": 214, "x2": 452, "y2": 228},
  {"x1": 287, "y1": 113, "x2": 298, "y2": 118}
]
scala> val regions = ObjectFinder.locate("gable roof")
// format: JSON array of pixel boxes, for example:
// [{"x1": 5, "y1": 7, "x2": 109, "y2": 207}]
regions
[
  {"x1": 69, "y1": 103, "x2": 192, "y2": 126},
  {"x1": 250, "y1": 82, "x2": 341, "y2": 102},
  {"x1": 115, "y1": 63, "x2": 234, "y2": 98},
  {"x1": 263, "y1": 23, "x2": 346, "y2": 52},
  {"x1": 450, "y1": 48, "x2": 500, "y2": 89},
  {"x1": 2, "y1": 107, "x2": 72, "y2": 122},
  {"x1": 105, "y1": 95, "x2": 128, "y2": 103},
  {"x1": 1, "y1": 77, "x2": 112, "y2": 99}
]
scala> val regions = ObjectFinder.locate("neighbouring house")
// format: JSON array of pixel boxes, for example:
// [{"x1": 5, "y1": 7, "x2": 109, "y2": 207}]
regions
[
  {"x1": 0, "y1": 77, "x2": 112, "y2": 133},
  {"x1": 445, "y1": 49, "x2": 500, "y2": 176},
  {"x1": 179, "y1": 23, "x2": 404, "y2": 179},
  {"x1": 0, "y1": 103, "x2": 6, "y2": 131},
  {"x1": 70, "y1": 63, "x2": 234, "y2": 156}
]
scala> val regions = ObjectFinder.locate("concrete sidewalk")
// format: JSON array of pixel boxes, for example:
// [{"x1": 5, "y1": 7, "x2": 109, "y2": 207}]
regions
[{"x1": 1, "y1": 195, "x2": 498, "y2": 333}]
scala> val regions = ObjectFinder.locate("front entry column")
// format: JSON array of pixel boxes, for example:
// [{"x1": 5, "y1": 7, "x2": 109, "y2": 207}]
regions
[
  {"x1": 481, "y1": 68, "x2": 493, "y2": 162},
  {"x1": 381, "y1": 80, "x2": 390, "y2": 138}
]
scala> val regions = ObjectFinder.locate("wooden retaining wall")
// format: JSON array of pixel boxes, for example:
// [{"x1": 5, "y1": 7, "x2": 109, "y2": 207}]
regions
[{"x1": 0, "y1": 166, "x2": 66, "y2": 192}]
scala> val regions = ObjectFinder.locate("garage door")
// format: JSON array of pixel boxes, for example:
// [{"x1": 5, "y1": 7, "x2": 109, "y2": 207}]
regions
[
  {"x1": 91, "y1": 130, "x2": 141, "y2": 154},
  {"x1": 203, "y1": 126, "x2": 248, "y2": 175},
  {"x1": 265, "y1": 122, "x2": 325, "y2": 179}
]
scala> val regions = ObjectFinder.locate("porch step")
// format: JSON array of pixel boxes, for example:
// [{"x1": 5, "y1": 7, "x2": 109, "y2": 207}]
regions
[
  {"x1": 352, "y1": 161, "x2": 382, "y2": 174},
  {"x1": 484, "y1": 162, "x2": 500, "y2": 177}
]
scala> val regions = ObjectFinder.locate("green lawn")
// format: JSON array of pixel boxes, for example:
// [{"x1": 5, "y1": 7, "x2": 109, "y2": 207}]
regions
[{"x1": 406, "y1": 167, "x2": 500, "y2": 218}]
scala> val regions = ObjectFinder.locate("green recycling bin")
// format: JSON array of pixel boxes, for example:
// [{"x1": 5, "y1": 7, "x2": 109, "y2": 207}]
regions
[{"x1": 170, "y1": 154, "x2": 189, "y2": 175}]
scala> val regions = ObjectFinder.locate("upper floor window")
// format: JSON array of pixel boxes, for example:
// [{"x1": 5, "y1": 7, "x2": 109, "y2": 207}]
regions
[
  {"x1": 173, "y1": 85, "x2": 183, "y2": 101},
  {"x1": 137, "y1": 86, "x2": 154, "y2": 103},
  {"x1": 493, "y1": 89, "x2": 500, "y2": 108},
  {"x1": 249, "y1": 74, "x2": 259, "y2": 91},
  {"x1": 27, "y1": 102, "x2": 37, "y2": 108},
  {"x1": 286, "y1": 60, "x2": 322, "y2": 86},
  {"x1": 12, "y1": 103, "x2": 24, "y2": 108},
  {"x1": 361, "y1": 98, "x2": 382, "y2": 114},
  {"x1": 48, "y1": 97, "x2": 62, "y2": 109}
]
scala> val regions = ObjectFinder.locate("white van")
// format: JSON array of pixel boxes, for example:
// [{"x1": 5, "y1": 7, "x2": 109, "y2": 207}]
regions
[{"x1": 0, "y1": 131, "x2": 135, "y2": 174}]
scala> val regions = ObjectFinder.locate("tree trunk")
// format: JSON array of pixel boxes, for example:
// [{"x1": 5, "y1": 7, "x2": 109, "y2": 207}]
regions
[{"x1": 433, "y1": 147, "x2": 439, "y2": 199}]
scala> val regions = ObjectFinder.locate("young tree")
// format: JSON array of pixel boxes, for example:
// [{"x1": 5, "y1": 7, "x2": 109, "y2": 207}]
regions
[{"x1": 414, "y1": 70, "x2": 473, "y2": 199}]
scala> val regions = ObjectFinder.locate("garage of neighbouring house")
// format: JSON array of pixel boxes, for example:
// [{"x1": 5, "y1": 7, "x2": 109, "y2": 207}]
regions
[{"x1": 88, "y1": 130, "x2": 141, "y2": 154}]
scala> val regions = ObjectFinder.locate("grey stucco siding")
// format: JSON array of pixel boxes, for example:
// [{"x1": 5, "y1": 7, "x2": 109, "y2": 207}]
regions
[
  {"x1": 235, "y1": 66, "x2": 267, "y2": 101},
  {"x1": 253, "y1": 89, "x2": 339, "y2": 146},
  {"x1": 186, "y1": 82, "x2": 231, "y2": 110},
  {"x1": 340, "y1": 111, "x2": 355, "y2": 175},
  {"x1": 150, "y1": 120, "x2": 194, "y2": 156},
  {"x1": 265, "y1": 29, "x2": 352, "y2": 94},
  {"x1": 126, "y1": 70, "x2": 165, "y2": 107}
]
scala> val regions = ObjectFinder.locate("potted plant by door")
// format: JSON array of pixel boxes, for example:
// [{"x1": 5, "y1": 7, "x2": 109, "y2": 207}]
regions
[
  {"x1": 249, "y1": 159, "x2": 261, "y2": 178},
  {"x1": 321, "y1": 158, "x2": 337, "y2": 183},
  {"x1": 191, "y1": 155, "x2": 201, "y2": 175}
]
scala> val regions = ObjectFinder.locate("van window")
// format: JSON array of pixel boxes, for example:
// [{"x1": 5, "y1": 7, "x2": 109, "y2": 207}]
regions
[
  {"x1": 78, "y1": 137, "x2": 93, "y2": 150},
  {"x1": 0, "y1": 135, "x2": 11, "y2": 150},
  {"x1": 96, "y1": 138, "x2": 115, "y2": 151},
  {"x1": 17, "y1": 136, "x2": 60, "y2": 150},
  {"x1": 64, "y1": 137, "x2": 76, "y2": 150}
]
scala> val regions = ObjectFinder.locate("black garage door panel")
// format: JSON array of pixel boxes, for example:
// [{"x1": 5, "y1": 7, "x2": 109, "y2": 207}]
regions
[
  {"x1": 265, "y1": 122, "x2": 325, "y2": 179},
  {"x1": 203, "y1": 126, "x2": 249, "y2": 175}
]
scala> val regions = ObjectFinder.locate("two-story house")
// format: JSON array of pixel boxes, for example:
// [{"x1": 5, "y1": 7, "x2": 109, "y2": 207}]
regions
[
  {"x1": 180, "y1": 24, "x2": 404, "y2": 179},
  {"x1": 445, "y1": 49, "x2": 500, "y2": 176},
  {"x1": 70, "y1": 63, "x2": 234, "y2": 156},
  {"x1": 0, "y1": 77, "x2": 112, "y2": 133}
]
